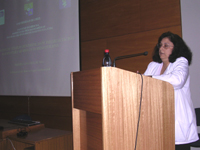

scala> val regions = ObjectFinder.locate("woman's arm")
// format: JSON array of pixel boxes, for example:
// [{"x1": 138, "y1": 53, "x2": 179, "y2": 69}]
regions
[{"x1": 152, "y1": 57, "x2": 189, "y2": 90}]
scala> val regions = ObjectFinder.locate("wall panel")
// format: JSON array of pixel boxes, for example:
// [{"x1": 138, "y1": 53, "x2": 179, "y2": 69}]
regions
[
  {"x1": 140, "y1": 0, "x2": 181, "y2": 31},
  {"x1": 80, "y1": 0, "x2": 181, "y2": 42},
  {"x1": 0, "y1": 97, "x2": 28, "y2": 120},
  {"x1": 29, "y1": 97, "x2": 72, "y2": 130},
  {"x1": 80, "y1": 0, "x2": 141, "y2": 41},
  {"x1": 0, "y1": 96, "x2": 72, "y2": 131}
]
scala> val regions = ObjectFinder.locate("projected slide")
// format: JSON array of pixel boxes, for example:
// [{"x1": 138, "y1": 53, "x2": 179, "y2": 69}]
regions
[{"x1": 0, "y1": 0, "x2": 79, "y2": 96}]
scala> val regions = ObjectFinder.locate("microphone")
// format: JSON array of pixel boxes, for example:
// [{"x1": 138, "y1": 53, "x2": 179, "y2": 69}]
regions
[{"x1": 113, "y1": 51, "x2": 148, "y2": 67}]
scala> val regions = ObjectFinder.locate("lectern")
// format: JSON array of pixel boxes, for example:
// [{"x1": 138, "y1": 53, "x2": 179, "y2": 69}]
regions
[{"x1": 71, "y1": 67, "x2": 174, "y2": 150}]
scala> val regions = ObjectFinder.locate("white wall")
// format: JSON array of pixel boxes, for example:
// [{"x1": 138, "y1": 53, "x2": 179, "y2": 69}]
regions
[
  {"x1": 180, "y1": 1, "x2": 200, "y2": 149},
  {"x1": 181, "y1": 0, "x2": 200, "y2": 107}
]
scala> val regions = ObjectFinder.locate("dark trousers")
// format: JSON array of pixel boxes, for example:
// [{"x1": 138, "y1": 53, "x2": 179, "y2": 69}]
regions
[{"x1": 175, "y1": 144, "x2": 190, "y2": 150}]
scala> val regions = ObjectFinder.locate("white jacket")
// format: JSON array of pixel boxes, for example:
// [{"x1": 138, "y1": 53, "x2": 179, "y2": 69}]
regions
[{"x1": 144, "y1": 57, "x2": 199, "y2": 144}]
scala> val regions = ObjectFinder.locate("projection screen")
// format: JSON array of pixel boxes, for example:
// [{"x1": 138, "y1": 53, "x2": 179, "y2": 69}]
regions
[{"x1": 0, "y1": 0, "x2": 80, "y2": 96}]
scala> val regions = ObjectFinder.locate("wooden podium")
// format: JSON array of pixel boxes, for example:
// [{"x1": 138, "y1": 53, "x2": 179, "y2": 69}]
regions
[{"x1": 71, "y1": 67, "x2": 175, "y2": 150}]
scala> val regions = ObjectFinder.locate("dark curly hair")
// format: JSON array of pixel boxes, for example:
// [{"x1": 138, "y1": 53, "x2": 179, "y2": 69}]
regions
[{"x1": 152, "y1": 31, "x2": 192, "y2": 65}]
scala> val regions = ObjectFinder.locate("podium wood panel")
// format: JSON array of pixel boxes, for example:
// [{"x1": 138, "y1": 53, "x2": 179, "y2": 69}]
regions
[{"x1": 71, "y1": 67, "x2": 174, "y2": 150}]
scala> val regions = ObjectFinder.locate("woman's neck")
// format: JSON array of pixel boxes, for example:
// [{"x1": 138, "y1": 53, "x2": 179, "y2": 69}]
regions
[{"x1": 160, "y1": 61, "x2": 169, "y2": 75}]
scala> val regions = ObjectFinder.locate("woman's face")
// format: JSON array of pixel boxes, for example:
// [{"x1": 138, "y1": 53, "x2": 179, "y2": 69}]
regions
[{"x1": 159, "y1": 37, "x2": 174, "y2": 62}]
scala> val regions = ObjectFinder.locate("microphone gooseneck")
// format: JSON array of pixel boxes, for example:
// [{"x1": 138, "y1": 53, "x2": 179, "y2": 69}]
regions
[{"x1": 112, "y1": 51, "x2": 148, "y2": 67}]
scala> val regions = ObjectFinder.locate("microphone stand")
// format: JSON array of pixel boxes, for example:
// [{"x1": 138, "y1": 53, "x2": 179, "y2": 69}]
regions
[{"x1": 113, "y1": 51, "x2": 148, "y2": 67}]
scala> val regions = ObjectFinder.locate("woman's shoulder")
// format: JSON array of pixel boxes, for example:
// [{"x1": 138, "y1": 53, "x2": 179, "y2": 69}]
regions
[
  {"x1": 147, "y1": 61, "x2": 161, "y2": 67},
  {"x1": 144, "y1": 61, "x2": 161, "y2": 75},
  {"x1": 176, "y1": 57, "x2": 188, "y2": 61},
  {"x1": 145, "y1": 61, "x2": 161, "y2": 71},
  {"x1": 173, "y1": 57, "x2": 188, "y2": 65}
]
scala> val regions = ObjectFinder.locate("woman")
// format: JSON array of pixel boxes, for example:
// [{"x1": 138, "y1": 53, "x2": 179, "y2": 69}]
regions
[{"x1": 144, "y1": 31, "x2": 199, "y2": 150}]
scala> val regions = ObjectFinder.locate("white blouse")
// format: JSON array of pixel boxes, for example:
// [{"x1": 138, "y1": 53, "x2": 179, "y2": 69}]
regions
[{"x1": 144, "y1": 57, "x2": 199, "y2": 144}]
